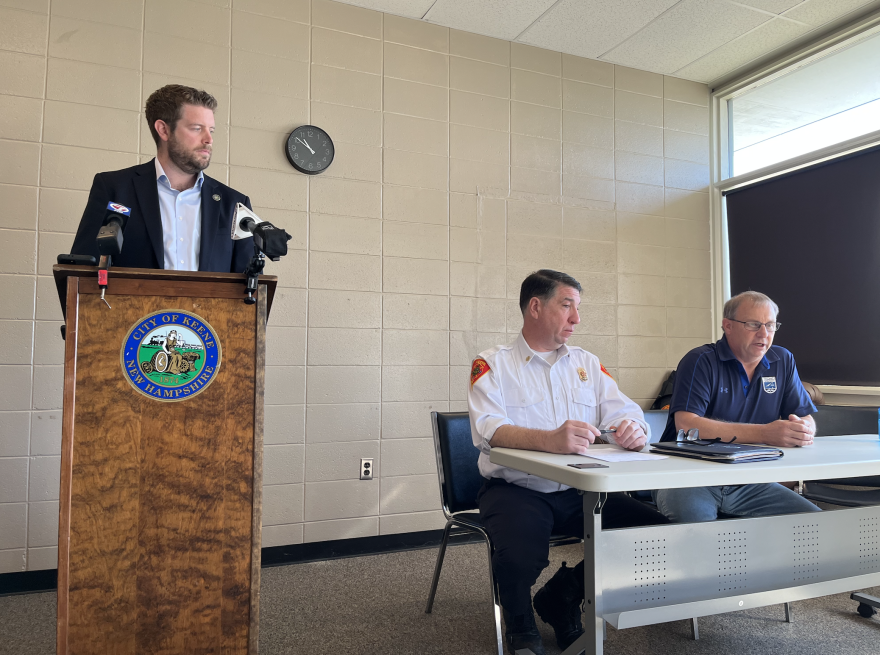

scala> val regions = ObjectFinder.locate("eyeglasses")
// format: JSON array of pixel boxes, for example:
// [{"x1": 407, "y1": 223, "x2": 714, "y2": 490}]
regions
[
  {"x1": 675, "y1": 428, "x2": 737, "y2": 445},
  {"x1": 729, "y1": 319, "x2": 781, "y2": 332}
]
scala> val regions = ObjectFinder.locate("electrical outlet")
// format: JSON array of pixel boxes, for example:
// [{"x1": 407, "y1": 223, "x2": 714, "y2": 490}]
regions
[{"x1": 360, "y1": 458, "x2": 373, "y2": 480}]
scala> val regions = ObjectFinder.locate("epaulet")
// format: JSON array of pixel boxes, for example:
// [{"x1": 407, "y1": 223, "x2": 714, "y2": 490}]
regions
[
  {"x1": 568, "y1": 345, "x2": 596, "y2": 366},
  {"x1": 475, "y1": 343, "x2": 506, "y2": 360},
  {"x1": 471, "y1": 342, "x2": 510, "y2": 385}
]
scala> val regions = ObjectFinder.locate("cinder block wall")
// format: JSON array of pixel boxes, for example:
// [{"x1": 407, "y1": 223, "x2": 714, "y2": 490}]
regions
[{"x1": 0, "y1": 0, "x2": 711, "y2": 573}]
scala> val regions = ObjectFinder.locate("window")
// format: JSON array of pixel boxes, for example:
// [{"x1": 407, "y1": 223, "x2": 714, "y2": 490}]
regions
[
  {"x1": 729, "y1": 30, "x2": 880, "y2": 176},
  {"x1": 725, "y1": 146, "x2": 880, "y2": 385}
]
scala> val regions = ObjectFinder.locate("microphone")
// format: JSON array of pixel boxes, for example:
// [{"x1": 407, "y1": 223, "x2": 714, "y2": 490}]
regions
[
  {"x1": 96, "y1": 202, "x2": 131, "y2": 257},
  {"x1": 94, "y1": 201, "x2": 130, "y2": 308},
  {"x1": 231, "y1": 203, "x2": 291, "y2": 261}
]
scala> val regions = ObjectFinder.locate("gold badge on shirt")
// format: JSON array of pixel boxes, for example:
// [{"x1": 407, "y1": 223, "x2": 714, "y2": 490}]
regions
[{"x1": 577, "y1": 367, "x2": 588, "y2": 382}]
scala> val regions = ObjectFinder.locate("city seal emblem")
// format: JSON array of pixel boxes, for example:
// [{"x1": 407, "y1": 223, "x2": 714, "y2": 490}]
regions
[{"x1": 120, "y1": 310, "x2": 221, "y2": 402}]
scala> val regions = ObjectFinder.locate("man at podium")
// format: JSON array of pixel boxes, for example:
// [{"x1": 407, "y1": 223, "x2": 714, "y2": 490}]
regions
[{"x1": 70, "y1": 84, "x2": 254, "y2": 273}]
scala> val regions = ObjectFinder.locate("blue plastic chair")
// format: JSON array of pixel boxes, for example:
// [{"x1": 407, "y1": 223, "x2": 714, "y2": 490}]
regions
[{"x1": 425, "y1": 411, "x2": 504, "y2": 655}]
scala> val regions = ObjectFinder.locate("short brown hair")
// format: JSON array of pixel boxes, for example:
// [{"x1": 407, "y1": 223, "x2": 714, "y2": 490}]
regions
[{"x1": 145, "y1": 84, "x2": 217, "y2": 146}]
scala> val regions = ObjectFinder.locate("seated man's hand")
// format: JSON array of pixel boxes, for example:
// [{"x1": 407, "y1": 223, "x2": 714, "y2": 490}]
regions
[
  {"x1": 611, "y1": 419, "x2": 647, "y2": 451},
  {"x1": 547, "y1": 420, "x2": 600, "y2": 455},
  {"x1": 763, "y1": 415, "x2": 814, "y2": 448}
]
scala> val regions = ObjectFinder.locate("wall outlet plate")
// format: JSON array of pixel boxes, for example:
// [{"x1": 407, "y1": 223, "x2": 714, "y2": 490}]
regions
[{"x1": 360, "y1": 458, "x2": 373, "y2": 480}]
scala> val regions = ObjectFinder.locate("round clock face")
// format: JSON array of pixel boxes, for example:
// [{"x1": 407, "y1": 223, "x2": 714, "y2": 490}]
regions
[{"x1": 286, "y1": 125, "x2": 334, "y2": 175}]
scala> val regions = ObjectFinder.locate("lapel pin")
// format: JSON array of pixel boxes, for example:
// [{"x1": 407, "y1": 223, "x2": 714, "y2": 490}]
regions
[{"x1": 212, "y1": 194, "x2": 221, "y2": 201}]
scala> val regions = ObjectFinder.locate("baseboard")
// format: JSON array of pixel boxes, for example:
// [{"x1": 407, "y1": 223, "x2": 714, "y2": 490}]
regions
[
  {"x1": 261, "y1": 528, "x2": 484, "y2": 567},
  {"x1": 0, "y1": 529, "x2": 487, "y2": 596},
  {"x1": 0, "y1": 568, "x2": 57, "y2": 597}
]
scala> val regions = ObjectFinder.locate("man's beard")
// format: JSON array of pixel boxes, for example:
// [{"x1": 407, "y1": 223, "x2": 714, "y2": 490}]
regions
[{"x1": 167, "y1": 135, "x2": 211, "y2": 174}]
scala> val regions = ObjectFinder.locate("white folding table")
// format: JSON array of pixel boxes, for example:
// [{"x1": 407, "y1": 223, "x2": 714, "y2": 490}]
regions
[{"x1": 490, "y1": 435, "x2": 880, "y2": 655}]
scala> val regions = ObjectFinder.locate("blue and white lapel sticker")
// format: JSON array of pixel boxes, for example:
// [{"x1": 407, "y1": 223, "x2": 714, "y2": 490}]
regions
[{"x1": 762, "y1": 377, "x2": 777, "y2": 394}]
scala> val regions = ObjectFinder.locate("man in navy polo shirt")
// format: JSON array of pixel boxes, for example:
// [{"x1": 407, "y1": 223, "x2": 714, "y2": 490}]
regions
[{"x1": 652, "y1": 291, "x2": 821, "y2": 522}]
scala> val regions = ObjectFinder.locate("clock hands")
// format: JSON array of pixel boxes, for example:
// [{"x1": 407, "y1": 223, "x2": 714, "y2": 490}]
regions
[
  {"x1": 295, "y1": 136, "x2": 315, "y2": 154},
  {"x1": 286, "y1": 126, "x2": 333, "y2": 174}
]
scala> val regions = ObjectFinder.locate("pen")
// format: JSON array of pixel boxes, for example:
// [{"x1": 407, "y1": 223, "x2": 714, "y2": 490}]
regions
[{"x1": 599, "y1": 429, "x2": 616, "y2": 434}]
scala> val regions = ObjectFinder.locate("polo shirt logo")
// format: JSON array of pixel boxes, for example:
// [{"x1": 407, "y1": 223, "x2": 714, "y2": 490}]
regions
[{"x1": 762, "y1": 377, "x2": 777, "y2": 394}]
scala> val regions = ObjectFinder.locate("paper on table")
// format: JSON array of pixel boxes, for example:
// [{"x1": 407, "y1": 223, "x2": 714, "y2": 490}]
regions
[{"x1": 581, "y1": 451, "x2": 668, "y2": 462}]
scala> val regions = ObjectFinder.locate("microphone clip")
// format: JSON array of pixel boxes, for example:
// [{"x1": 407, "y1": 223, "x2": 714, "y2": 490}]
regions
[
  {"x1": 94, "y1": 202, "x2": 129, "y2": 310},
  {"x1": 243, "y1": 245, "x2": 266, "y2": 305},
  {"x1": 98, "y1": 255, "x2": 112, "y2": 309}
]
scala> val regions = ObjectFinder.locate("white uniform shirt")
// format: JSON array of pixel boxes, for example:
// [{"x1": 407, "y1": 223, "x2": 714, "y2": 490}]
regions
[{"x1": 468, "y1": 332, "x2": 648, "y2": 493}]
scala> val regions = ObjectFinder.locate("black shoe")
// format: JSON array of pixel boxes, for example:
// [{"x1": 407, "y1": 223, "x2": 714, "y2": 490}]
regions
[
  {"x1": 503, "y1": 609, "x2": 545, "y2": 655},
  {"x1": 532, "y1": 561, "x2": 584, "y2": 651}
]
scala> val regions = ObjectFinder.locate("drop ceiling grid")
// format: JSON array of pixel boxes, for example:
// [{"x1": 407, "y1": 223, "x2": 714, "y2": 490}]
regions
[
  {"x1": 673, "y1": 16, "x2": 812, "y2": 80},
  {"x1": 605, "y1": 0, "x2": 770, "y2": 73},
  {"x1": 331, "y1": 0, "x2": 880, "y2": 82},
  {"x1": 423, "y1": 0, "x2": 559, "y2": 41},
  {"x1": 518, "y1": 0, "x2": 683, "y2": 61}
]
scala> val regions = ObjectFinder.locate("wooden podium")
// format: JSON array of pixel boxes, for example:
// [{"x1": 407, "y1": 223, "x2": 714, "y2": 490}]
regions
[{"x1": 52, "y1": 265, "x2": 276, "y2": 655}]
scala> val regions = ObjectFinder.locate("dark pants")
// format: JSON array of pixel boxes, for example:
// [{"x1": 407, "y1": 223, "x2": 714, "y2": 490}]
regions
[{"x1": 478, "y1": 478, "x2": 669, "y2": 617}]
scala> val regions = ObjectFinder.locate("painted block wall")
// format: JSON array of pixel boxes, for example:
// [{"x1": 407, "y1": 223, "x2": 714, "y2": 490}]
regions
[{"x1": 0, "y1": 0, "x2": 711, "y2": 572}]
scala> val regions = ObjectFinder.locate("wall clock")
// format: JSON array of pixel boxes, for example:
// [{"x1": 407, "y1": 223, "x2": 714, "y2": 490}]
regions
[{"x1": 285, "y1": 125, "x2": 334, "y2": 174}]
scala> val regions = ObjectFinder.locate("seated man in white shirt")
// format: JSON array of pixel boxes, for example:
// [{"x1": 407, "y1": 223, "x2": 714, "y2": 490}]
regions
[{"x1": 468, "y1": 269, "x2": 668, "y2": 655}]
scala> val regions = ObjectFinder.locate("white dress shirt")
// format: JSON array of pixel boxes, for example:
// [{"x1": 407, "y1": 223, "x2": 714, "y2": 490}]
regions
[
  {"x1": 468, "y1": 332, "x2": 648, "y2": 493},
  {"x1": 155, "y1": 158, "x2": 203, "y2": 271}
]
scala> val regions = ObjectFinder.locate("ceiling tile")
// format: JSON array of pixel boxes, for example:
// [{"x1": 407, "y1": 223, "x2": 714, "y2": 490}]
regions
[
  {"x1": 332, "y1": 0, "x2": 436, "y2": 19},
  {"x1": 782, "y1": 0, "x2": 878, "y2": 26},
  {"x1": 729, "y1": 0, "x2": 804, "y2": 13},
  {"x1": 674, "y1": 16, "x2": 811, "y2": 82},
  {"x1": 519, "y1": 0, "x2": 680, "y2": 60},
  {"x1": 424, "y1": 0, "x2": 557, "y2": 41},
  {"x1": 602, "y1": 0, "x2": 772, "y2": 74}
]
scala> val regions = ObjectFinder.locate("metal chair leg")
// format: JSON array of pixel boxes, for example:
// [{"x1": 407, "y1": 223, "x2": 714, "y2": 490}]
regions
[
  {"x1": 690, "y1": 617, "x2": 700, "y2": 640},
  {"x1": 784, "y1": 602, "x2": 793, "y2": 623},
  {"x1": 425, "y1": 521, "x2": 453, "y2": 613},
  {"x1": 483, "y1": 533, "x2": 504, "y2": 655}
]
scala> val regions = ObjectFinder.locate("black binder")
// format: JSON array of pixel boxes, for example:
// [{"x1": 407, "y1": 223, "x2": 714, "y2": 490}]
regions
[{"x1": 650, "y1": 440, "x2": 784, "y2": 463}]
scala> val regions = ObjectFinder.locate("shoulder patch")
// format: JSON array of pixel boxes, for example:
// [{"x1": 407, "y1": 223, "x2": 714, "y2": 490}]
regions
[
  {"x1": 471, "y1": 358, "x2": 490, "y2": 386},
  {"x1": 600, "y1": 363, "x2": 614, "y2": 380}
]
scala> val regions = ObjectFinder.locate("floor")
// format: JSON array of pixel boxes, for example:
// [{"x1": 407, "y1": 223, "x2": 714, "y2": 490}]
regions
[{"x1": 2, "y1": 541, "x2": 878, "y2": 654}]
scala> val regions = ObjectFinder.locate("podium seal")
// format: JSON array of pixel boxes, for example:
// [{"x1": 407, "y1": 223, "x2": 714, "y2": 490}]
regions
[{"x1": 120, "y1": 310, "x2": 222, "y2": 402}]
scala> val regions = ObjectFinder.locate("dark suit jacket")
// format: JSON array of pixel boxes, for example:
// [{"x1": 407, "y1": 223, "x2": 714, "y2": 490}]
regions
[{"x1": 71, "y1": 159, "x2": 254, "y2": 273}]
